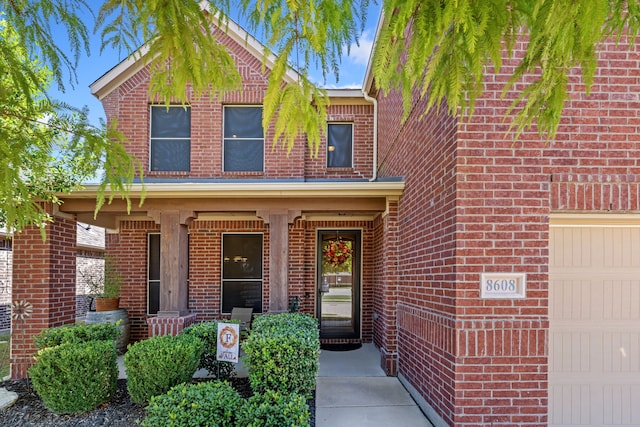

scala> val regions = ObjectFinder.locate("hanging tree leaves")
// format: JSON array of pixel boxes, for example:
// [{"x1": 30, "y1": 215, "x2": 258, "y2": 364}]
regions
[
  {"x1": 2, "y1": 0, "x2": 640, "y2": 233},
  {"x1": 373, "y1": 0, "x2": 640, "y2": 139}
]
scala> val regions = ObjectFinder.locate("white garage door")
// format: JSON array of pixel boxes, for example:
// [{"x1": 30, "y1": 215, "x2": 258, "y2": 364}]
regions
[{"x1": 550, "y1": 218, "x2": 640, "y2": 426}]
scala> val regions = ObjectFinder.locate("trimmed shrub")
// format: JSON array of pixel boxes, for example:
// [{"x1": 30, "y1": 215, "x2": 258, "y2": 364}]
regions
[
  {"x1": 142, "y1": 380, "x2": 242, "y2": 427},
  {"x1": 236, "y1": 390, "x2": 310, "y2": 427},
  {"x1": 243, "y1": 313, "x2": 319, "y2": 395},
  {"x1": 181, "y1": 320, "x2": 238, "y2": 380},
  {"x1": 28, "y1": 340, "x2": 118, "y2": 414},
  {"x1": 34, "y1": 322, "x2": 120, "y2": 350},
  {"x1": 124, "y1": 334, "x2": 204, "y2": 404}
]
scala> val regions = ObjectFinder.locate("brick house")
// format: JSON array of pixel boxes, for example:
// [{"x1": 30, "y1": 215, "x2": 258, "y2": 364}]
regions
[{"x1": 9, "y1": 11, "x2": 640, "y2": 427}]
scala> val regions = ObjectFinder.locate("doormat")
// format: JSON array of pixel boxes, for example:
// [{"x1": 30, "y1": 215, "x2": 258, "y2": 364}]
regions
[{"x1": 320, "y1": 343, "x2": 362, "y2": 352}]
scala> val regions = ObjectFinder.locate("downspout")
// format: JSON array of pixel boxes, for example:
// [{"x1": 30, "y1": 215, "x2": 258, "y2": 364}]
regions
[{"x1": 363, "y1": 90, "x2": 378, "y2": 182}]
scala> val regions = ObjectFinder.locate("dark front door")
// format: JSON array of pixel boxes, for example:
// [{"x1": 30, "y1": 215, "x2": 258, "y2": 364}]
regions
[{"x1": 317, "y1": 230, "x2": 360, "y2": 339}]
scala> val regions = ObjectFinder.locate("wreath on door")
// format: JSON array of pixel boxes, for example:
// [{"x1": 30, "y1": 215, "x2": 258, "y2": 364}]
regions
[{"x1": 323, "y1": 238, "x2": 352, "y2": 266}]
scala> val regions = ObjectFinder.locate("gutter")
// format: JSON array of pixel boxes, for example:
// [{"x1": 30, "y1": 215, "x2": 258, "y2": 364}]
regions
[{"x1": 362, "y1": 90, "x2": 378, "y2": 182}]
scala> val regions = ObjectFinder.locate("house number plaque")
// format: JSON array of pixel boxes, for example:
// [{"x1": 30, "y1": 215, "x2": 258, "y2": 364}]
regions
[{"x1": 480, "y1": 273, "x2": 526, "y2": 299}]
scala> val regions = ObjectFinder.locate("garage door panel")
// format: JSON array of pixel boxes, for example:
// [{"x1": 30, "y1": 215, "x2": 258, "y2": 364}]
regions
[
  {"x1": 550, "y1": 224, "x2": 640, "y2": 426},
  {"x1": 550, "y1": 383, "x2": 640, "y2": 426},
  {"x1": 603, "y1": 228, "x2": 640, "y2": 269}
]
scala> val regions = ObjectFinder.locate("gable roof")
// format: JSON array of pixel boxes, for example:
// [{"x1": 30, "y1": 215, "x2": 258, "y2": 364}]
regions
[{"x1": 90, "y1": 3, "x2": 301, "y2": 100}]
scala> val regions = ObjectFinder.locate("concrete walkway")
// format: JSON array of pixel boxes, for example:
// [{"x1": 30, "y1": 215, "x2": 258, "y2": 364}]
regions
[
  {"x1": 117, "y1": 343, "x2": 433, "y2": 426},
  {"x1": 316, "y1": 344, "x2": 433, "y2": 427}
]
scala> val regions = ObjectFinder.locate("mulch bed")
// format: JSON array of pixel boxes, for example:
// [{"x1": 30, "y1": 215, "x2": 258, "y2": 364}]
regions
[{"x1": 0, "y1": 378, "x2": 315, "y2": 426}]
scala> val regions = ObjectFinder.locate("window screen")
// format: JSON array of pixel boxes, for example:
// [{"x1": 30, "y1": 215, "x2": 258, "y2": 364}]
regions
[
  {"x1": 223, "y1": 106, "x2": 264, "y2": 172},
  {"x1": 150, "y1": 106, "x2": 191, "y2": 171},
  {"x1": 147, "y1": 233, "x2": 160, "y2": 315},
  {"x1": 327, "y1": 123, "x2": 353, "y2": 168},
  {"x1": 222, "y1": 234, "x2": 263, "y2": 313}
]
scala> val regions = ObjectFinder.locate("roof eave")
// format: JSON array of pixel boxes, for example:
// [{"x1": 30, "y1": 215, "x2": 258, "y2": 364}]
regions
[{"x1": 61, "y1": 181, "x2": 405, "y2": 199}]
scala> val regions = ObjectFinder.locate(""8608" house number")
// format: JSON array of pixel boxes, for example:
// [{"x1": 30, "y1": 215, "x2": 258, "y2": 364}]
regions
[{"x1": 480, "y1": 273, "x2": 526, "y2": 299}]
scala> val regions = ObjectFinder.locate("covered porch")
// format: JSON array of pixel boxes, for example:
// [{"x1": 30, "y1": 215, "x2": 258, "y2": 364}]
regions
[{"x1": 9, "y1": 180, "x2": 404, "y2": 379}]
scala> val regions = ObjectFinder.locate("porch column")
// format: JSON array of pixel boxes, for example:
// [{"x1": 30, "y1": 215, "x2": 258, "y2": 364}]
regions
[
  {"x1": 378, "y1": 199, "x2": 400, "y2": 375},
  {"x1": 257, "y1": 210, "x2": 300, "y2": 313},
  {"x1": 10, "y1": 206, "x2": 77, "y2": 379},
  {"x1": 147, "y1": 210, "x2": 196, "y2": 336}
]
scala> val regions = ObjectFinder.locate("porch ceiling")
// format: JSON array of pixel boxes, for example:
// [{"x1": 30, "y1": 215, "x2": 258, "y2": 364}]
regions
[{"x1": 58, "y1": 181, "x2": 405, "y2": 229}]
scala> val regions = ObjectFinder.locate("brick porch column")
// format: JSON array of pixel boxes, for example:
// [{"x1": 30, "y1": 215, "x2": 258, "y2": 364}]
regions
[
  {"x1": 146, "y1": 210, "x2": 194, "y2": 337},
  {"x1": 10, "y1": 208, "x2": 77, "y2": 379},
  {"x1": 378, "y1": 199, "x2": 400, "y2": 375}
]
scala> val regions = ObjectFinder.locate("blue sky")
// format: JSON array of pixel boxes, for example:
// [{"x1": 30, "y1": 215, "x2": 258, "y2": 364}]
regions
[{"x1": 48, "y1": 2, "x2": 381, "y2": 127}]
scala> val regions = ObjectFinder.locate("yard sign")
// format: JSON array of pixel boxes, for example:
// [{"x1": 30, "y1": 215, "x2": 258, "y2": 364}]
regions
[{"x1": 216, "y1": 322, "x2": 240, "y2": 363}]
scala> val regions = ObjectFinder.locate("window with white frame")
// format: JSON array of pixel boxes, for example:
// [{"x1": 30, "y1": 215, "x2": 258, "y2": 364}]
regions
[
  {"x1": 147, "y1": 233, "x2": 160, "y2": 315},
  {"x1": 150, "y1": 105, "x2": 191, "y2": 172},
  {"x1": 327, "y1": 123, "x2": 353, "y2": 168},
  {"x1": 223, "y1": 106, "x2": 264, "y2": 172},
  {"x1": 222, "y1": 233, "x2": 263, "y2": 313}
]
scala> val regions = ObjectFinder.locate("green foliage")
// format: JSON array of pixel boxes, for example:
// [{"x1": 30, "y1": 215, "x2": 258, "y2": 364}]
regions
[
  {"x1": 0, "y1": 15, "x2": 140, "y2": 235},
  {"x1": 98, "y1": 0, "x2": 242, "y2": 107},
  {"x1": 0, "y1": 333, "x2": 10, "y2": 379},
  {"x1": 243, "y1": 313, "x2": 319, "y2": 395},
  {"x1": 142, "y1": 380, "x2": 242, "y2": 427},
  {"x1": 240, "y1": 0, "x2": 369, "y2": 154},
  {"x1": 236, "y1": 390, "x2": 310, "y2": 427},
  {"x1": 33, "y1": 322, "x2": 120, "y2": 350},
  {"x1": 124, "y1": 334, "x2": 204, "y2": 404},
  {"x1": 28, "y1": 340, "x2": 118, "y2": 414},
  {"x1": 181, "y1": 321, "x2": 237, "y2": 381},
  {"x1": 374, "y1": 0, "x2": 640, "y2": 140}
]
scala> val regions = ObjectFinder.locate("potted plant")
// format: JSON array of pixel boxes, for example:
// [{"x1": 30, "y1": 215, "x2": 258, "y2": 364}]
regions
[{"x1": 81, "y1": 257, "x2": 122, "y2": 312}]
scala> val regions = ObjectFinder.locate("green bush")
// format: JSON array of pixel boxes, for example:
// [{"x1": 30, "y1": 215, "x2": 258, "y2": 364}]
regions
[
  {"x1": 28, "y1": 340, "x2": 118, "y2": 414},
  {"x1": 236, "y1": 390, "x2": 310, "y2": 427},
  {"x1": 124, "y1": 334, "x2": 204, "y2": 404},
  {"x1": 33, "y1": 322, "x2": 120, "y2": 350},
  {"x1": 181, "y1": 321, "x2": 238, "y2": 380},
  {"x1": 243, "y1": 313, "x2": 319, "y2": 395},
  {"x1": 142, "y1": 380, "x2": 242, "y2": 427}
]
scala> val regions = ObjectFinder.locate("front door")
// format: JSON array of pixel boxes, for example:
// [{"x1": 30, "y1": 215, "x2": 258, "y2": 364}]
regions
[{"x1": 317, "y1": 230, "x2": 360, "y2": 339}]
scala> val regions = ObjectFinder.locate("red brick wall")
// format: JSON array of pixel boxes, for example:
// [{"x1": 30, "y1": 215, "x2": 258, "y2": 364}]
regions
[
  {"x1": 107, "y1": 28, "x2": 373, "y2": 182},
  {"x1": 372, "y1": 199, "x2": 400, "y2": 374},
  {"x1": 108, "y1": 218, "x2": 375, "y2": 343},
  {"x1": 375, "y1": 35, "x2": 640, "y2": 426},
  {"x1": 304, "y1": 104, "x2": 375, "y2": 180},
  {"x1": 10, "y1": 210, "x2": 77, "y2": 379},
  {"x1": 376, "y1": 88, "x2": 460, "y2": 424}
]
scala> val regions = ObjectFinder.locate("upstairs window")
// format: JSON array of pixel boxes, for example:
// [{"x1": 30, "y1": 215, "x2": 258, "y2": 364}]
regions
[
  {"x1": 150, "y1": 106, "x2": 191, "y2": 172},
  {"x1": 223, "y1": 106, "x2": 264, "y2": 172},
  {"x1": 327, "y1": 123, "x2": 353, "y2": 168}
]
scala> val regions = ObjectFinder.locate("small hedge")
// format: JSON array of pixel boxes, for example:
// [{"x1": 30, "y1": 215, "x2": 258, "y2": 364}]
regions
[
  {"x1": 236, "y1": 390, "x2": 310, "y2": 427},
  {"x1": 181, "y1": 321, "x2": 238, "y2": 380},
  {"x1": 33, "y1": 322, "x2": 121, "y2": 350},
  {"x1": 29, "y1": 340, "x2": 118, "y2": 414},
  {"x1": 124, "y1": 334, "x2": 204, "y2": 404},
  {"x1": 243, "y1": 313, "x2": 319, "y2": 395},
  {"x1": 142, "y1": 380, "x2": 242, "y2": 427}
]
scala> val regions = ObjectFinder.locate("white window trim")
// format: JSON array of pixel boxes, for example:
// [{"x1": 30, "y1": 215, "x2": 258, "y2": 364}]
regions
[
  {"x1": 222, "y1": 105, "x2": 265, "y2": 172},
  {"x1": 221, "y1": 232, "x2": 264, "y2": 314},
  {"x1": 149, "y1": 105, "x2": 191, "y2": 172},
  {"x1": 327, "y1": 122, "x2": 354, "y2": 168}
]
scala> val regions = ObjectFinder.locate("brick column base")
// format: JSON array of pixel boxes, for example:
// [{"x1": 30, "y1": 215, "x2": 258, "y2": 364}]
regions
[
  {"x1": 380, "y1": 347, "x2": 398, "y2": 376},
  {"x1": 147, "y1": 314, "x2": 197, "y2": 337},
  {"x1": 10, "y1": 355, "x2": 33, "y2": 380}
]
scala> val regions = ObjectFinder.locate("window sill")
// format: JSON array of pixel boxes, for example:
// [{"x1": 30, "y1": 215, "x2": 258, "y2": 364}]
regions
[
  {"x1": 221, "y1": 171, "x2": 264, "y2": 177},
  {"x1": 326, "y1": 167, "x2": 354, "y2": 172},
  {"x1": 147, "y1": 171, "x2": 191, "y2": 177}
]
